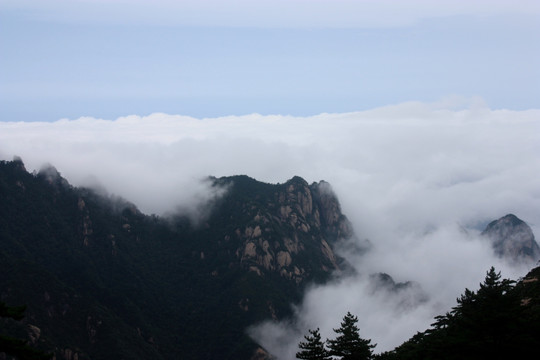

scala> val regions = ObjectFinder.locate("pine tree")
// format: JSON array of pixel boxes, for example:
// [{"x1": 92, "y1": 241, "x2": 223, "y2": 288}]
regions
[
  {"x1": 327, "y1": 312, "x2": 375, "y2": 360},
  {"x1": 421, "y1": 267, "x2": 518, "y2": 359},
  {"x1": 296, "y1": 328, "x2": 331, "y2": 360},
  {"x1": 377, "y1": 266, "x2": 539, "y2": 359}
]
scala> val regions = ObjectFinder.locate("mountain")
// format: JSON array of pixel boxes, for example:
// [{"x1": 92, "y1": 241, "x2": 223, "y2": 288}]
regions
[
  {"x1": 0, "y1": 158, "x2": 353, "y2": 359},
  {"x1": 481, "y1": 214, "x2": 540, "y2": 264},
  {"x1": 368, "y1": 273, "x2": 429, "y2": 310}
]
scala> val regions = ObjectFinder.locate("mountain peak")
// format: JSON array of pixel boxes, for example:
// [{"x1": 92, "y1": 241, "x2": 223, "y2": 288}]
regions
[
  {"x1": 205, "y1": 174, "x2": 352, "y2": 284},
  {"x1": 285, "y1": 175, "x2": 309, "y2": 186},
  {"x1": 12, "y1": 155, "x2": 26, "y2": 170},
  {"x1": 36, "y1": 164, "x2": 73, "y2": 191},
  {"x1": 497, "y1": 214, "x2": 525, "y2": 226},
  {"x1": 482, "y1": 214, "x2": 540, "y2": 264}
]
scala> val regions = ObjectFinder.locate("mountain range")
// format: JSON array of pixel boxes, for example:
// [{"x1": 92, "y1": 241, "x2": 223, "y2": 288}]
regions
[
  {"x1": 0, "y1": 158, "x2": 355, "y2": 359},
  {"x1": 1, "y1": 158, "x2": 539, "y2": 359}
]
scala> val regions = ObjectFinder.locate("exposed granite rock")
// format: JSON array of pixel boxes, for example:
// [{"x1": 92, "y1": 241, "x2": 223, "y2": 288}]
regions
[
  {"x1": 220, "y1": 175, "x2": 353, "y2": 284},
  {"x1": 27, "y1": 324, "x2": 41, "y2": 344},
  {"x1": 78, "y1": 197, "x2": 94, "y2": 247}
]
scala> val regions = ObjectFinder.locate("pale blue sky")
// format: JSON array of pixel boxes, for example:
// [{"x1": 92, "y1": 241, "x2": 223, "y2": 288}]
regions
[{"x1": 1, "y1": 0, "x2": 539, "y2": 121}]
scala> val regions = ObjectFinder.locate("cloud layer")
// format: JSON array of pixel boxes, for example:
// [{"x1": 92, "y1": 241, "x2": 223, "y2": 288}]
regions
[{"x1": 1, "y1": 100, "x2": 539, "y2": 355}]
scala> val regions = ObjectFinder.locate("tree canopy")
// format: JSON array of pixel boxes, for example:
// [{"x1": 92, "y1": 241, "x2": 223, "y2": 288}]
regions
[
  {"x1": 327, "y1": 312, "x2": 375, "y2": 360},
  {"x1": 297, "y1": 312, "x2": 375, "y2": 360},
  {"x1": 378, "y1": 266, "x2": 540, "y2": 360},
  {"x1": 296, "y1": 328, "x2": 330, "y2": 360}
]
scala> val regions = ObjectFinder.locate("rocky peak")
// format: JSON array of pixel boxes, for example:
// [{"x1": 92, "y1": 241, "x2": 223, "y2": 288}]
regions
[
  {"x1": 37, "y1": 164, "x2": 70, "y2": 189},
  {"x1": 12, "y1": 155, "x2": 26, "y2": 171},
  {"x1": 279, "y1": 176, "x2": 313, "y2": 219},
  {"x1": 310, "y1": 180, "x2": 353, "y2": 240},
  {"x1": 211, "y1": 175, "x2": 354, "y2": 284},
  {"x1": 481, "y1": 214, "x2": 540, "y2": 264}
]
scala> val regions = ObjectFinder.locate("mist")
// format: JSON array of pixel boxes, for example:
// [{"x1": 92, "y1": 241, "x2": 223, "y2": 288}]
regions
[
  {"x1": 249, "y1": 226, "x2": 529, "y2": 358},
  {"x1": 1, "y1": 99, "x2": 539, "y2": 356}
]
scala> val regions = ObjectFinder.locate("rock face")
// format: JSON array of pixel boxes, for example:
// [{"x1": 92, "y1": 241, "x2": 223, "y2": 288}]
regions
[
  {"x1": 211, "y1": 175, "x2": 352, "y2": 284},
  {"x1": 481, "y1": 214, "x2": 540, "y2": 264}
]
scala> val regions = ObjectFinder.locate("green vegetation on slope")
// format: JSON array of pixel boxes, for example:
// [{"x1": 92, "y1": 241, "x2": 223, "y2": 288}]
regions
[
  {"x1": 376, "y1": 266, "x2": 540, "y2": 359},
  {"x1": 0, "y1": 160, "x2": 347, "y2": 359}
]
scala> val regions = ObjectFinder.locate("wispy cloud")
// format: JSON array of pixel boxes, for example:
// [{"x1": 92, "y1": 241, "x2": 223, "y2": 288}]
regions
[{"x1": 1, "y1": 99, "x2": 539, "y2": 355}]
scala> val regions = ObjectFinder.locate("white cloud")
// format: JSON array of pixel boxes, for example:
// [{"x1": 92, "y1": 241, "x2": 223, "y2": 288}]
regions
[
  {"x1": 2, "y1": 0, "x2": 539, "y2": 28},
  {"x1": 1, "y1": 99, "x2": 539, "y2": 355},
  {"x1": 1, "y1": 99, "x2": 538, "y2": 227}
]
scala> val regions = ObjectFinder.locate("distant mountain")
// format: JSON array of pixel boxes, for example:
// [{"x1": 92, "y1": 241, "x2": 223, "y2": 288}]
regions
[
  {"x1": 368, "y1": 273, "x2": 429, "y2": 310},
  {"x1": 374, "y1": 214, "x2": 540, "y2": 359},
  {"x1": 481, "y1": 214, "x2": 540, "y2": 264},
  {"x1": 0, "y1": 158, "x2": 353, "y2": 359}
]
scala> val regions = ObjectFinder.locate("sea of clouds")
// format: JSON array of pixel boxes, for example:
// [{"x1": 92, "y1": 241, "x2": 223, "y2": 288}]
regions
[{"x1": 1, "y1": 99, "x2": 539, "y2": 356}]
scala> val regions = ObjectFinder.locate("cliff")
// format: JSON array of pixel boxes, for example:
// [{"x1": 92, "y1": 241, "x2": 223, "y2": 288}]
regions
[{"x1": 206, "y1": 175, "x2": 352, "y2": 284}]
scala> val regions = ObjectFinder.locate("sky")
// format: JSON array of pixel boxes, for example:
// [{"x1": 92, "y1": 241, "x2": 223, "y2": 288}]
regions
[
  {"x1": 1, "y1": 0, "x2": 539, "y2": 121},
  {"x1": 1, "y1": 0, "x2": 540, "y2": 358}
]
